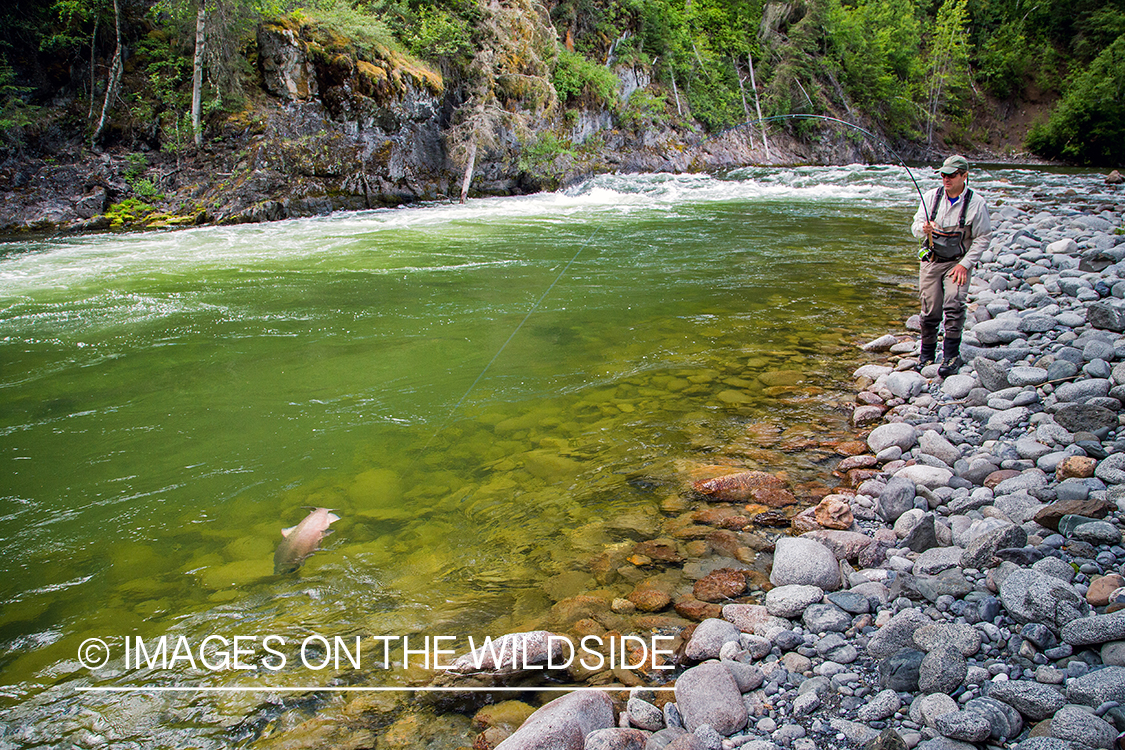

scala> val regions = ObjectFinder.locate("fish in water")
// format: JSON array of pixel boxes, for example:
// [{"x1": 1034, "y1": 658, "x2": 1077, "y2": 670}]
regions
[{"x1": 273, "y1": 508, "x2": 340, "y2": 574}]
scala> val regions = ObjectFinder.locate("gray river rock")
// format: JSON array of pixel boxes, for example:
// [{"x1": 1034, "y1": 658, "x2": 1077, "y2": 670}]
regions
[
  {"x1": 10, "y1": 169, "x2": 1123, "y2": 750},
  {"x1": 474, "y1": 187, "x2": 1125, "y2": 750}
]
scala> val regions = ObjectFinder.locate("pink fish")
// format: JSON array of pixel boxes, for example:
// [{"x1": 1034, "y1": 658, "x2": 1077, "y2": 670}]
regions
[{"x1": 273, "y1": 508, "x2": 340, "y2": 574}]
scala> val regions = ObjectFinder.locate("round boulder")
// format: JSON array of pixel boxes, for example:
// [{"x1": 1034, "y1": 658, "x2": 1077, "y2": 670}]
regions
[
  {"x1": 868, "y1": 423, "x2": 919, "y2": 454},
  {"x1": 769, "y1": 536, "x2": 842, "y2": 591}
]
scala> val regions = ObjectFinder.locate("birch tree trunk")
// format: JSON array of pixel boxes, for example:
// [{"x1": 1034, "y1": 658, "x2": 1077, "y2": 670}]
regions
[
  {"x1": 192, "y1": 4, "x2": 206, "y2": 147},
  {"x1": 747, "y1": 51, "x2": 770, "y2": 161},
  {"x1": 459, "y1": 139, "x2": 477, "y2": 204},
  {"x1": 92, "y1": 0, "x2": 123, "y2": 145},
  {"x1": 88, "y1": 14, "x2": 99, "y2": 121}
]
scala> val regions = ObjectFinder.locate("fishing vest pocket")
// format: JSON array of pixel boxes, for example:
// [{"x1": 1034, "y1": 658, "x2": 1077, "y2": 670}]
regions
[{"x1": 927, "y1": 229, "x2": 965, "y2": 261}]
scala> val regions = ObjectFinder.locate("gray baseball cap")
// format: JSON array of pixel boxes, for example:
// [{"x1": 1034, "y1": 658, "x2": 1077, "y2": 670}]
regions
[{"x1": 938, "y1": 155, "x2": 970, "y2": 174}]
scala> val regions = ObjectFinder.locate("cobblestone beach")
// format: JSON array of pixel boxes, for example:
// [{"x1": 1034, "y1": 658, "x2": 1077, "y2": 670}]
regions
[{"x1": 460, "y1": 179, "x2": 1125, "y2": 749}]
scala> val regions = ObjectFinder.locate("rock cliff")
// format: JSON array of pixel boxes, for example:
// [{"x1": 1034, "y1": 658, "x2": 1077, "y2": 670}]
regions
[{"x1": 0, "y1": 19, "x2": 903, "y2": 237}]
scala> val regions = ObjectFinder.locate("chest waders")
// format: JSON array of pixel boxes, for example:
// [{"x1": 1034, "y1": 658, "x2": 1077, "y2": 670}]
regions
[{"x1": 919, "y1": 189, "x2": 972, "y2": 372}]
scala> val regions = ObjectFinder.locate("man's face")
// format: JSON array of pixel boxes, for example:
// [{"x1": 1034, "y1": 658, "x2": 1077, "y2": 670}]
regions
[{"x1": 943, "y1": 169, "x2": 968, "y2": 196}]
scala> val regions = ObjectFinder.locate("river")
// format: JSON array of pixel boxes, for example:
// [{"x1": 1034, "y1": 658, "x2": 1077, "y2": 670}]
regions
[{"x1": 0, "y1": 165, "x2": 1109, "y2": 748}]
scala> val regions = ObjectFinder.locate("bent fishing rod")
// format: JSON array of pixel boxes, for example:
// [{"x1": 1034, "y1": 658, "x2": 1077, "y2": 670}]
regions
[{"x1": 726, "y1": 113, "x2": 929, "y2": 207}]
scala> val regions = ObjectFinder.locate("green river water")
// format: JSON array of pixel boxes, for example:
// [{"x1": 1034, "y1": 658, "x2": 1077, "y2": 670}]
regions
[{"x1": 0, "y1": 166, "x2": 1106, "y2": 747}]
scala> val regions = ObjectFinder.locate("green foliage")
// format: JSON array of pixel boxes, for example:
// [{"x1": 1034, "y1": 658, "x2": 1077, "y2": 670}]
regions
[
  {"x1": 129, "y1": 29, "x2": 196, "y2": 150},
  {"x1": 300, "y1": 0, "x2": 403, "y2": 56},
  {"x1": 0, "y1": 53, "x2": 38, "y2": 149},
  {"x1": 924, "y1": 0, "x2": 972, "y2": 143},
  {"x1": 552, "y1": 48, "x2": 619, "y2": 106},
  {"x1": 398, "y1": 5, "x2": 473, "y2": 59},
  {"x1": 828, "y1": 0, "x2": 923, "y2": 134},
  {"x1": 1026, "y1": 33, "x2": 1125, "y2": 164},
  {"x1": 105, "y1": 197, "x2": 156, "y2": 228},
  {"x1": 975, "y1": 19, "x2": 1028, "y2": 98},
  {"x1": 685, "y1": 56, "x2": 742, "y2": 131},
  {"x1": 618, "y1": 88, "x2": 668, "y2": 131},
  {"x1": 41, "y1": 0, "x2": 101, "y2": 53}
]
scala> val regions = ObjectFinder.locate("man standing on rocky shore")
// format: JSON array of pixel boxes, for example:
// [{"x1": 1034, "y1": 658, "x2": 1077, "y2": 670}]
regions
[{"x1": 912, "y1": 154, "x2": 993, "y2": 377}]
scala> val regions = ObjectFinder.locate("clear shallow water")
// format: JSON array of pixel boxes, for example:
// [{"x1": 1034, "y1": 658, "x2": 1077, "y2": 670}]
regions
[{"x1": 0, "y1": 165, "x2": 1112, "y2": 747}]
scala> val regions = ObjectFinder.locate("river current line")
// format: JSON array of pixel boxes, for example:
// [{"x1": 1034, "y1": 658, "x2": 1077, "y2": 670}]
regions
[{"x1": 719, "y1": 114, "x2": 929, "y2": 207}]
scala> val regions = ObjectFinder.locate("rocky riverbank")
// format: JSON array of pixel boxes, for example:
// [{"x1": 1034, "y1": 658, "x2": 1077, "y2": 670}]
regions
[{"x1": 425, "y1": 174, "x2": 1125, "y2": 748}]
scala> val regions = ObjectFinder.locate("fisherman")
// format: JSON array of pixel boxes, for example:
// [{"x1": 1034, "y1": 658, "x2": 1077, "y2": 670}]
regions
[{"x1": 911, "y1": 154, "x2": 992, "y2": 377}]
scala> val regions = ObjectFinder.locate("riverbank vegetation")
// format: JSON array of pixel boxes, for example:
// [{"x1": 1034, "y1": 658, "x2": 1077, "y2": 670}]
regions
[{"x1": 1, "y1": 0, "x2": 1122, "y2": 171}]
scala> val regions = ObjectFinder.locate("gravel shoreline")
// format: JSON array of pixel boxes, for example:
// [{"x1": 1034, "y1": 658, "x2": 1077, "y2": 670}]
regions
[{"x1": 451, "y1": 178, "x2": 1125, "y2": 749}]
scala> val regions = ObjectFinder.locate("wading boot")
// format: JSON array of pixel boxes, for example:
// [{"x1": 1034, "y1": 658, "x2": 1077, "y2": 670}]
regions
[
  {"x1": 938, "y1": 337, "x2": 963, "y2": 378},
  {"x1": 919, "y1": 322, "x2": 938, "y2": 367}
]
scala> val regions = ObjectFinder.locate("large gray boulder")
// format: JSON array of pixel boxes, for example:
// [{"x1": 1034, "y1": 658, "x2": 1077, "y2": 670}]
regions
[
  {"x1": 765, "y1": 584, "x2": 825, "y2": 619},
  {"x1": 999, "y1": 568, "x2": 1089, "y2": 634},
  {"x1": 867, "y1": 608, "x2": 931, "y2": 659},
  {"x1": 1061, "y1": 609, "x2": 1125, "y2": 646},
  {"x1": 769, "y1": 536, "x2": 842, "y2": 591},
  {"x1": 1066, "y1": 665, "x2": 1125, "y2": 706},
  {"x1": 877, "y1": 476, "x2": 916, "y2": 524},
  {"x1": 495, "y1": 690, "x2": 615, "y2": 749},
  {"x1": 1089, "y1": 299, "x2": 1125, "y2": 331},
  {"x1": 675, "y1": 662, "x2": 749, "y2": 736},
  {"x1": 973, "y1": 357, "x2": 1012, "y2": 391},
  {"x1": 1049, "y1": 705, "x2": 1116, "y2": 749},
  {"x1": 869, "y1": 423, "x2": 919, "y2": 454},
  {"x1": 684, "y1": 618, "x2": 742, "y2": 661},
  {"x1": 986, "y1": 680, "x2": 1065, "y2": 721}
]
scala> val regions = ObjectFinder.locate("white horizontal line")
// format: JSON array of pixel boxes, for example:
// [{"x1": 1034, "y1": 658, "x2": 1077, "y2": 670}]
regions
[{"x1": 77, "y1": 685, "x2": 677, "y2": 693}]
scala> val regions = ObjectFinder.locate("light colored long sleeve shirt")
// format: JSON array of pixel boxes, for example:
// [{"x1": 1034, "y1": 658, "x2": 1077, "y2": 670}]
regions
[{"x1": 911, "y1": 186, "x2": 992, "y2": 271}]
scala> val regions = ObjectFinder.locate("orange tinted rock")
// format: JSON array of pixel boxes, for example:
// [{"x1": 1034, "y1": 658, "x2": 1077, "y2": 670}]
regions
[
  {"x1": 791, "y1": 507, "x2": 821, "y2": 534},
  {"x1": 1088, "y1": 574, "x2": 1125, "y2": 607},
  {"x1": 692, "y1": 506, "x2": 743, "y2": 526},
  {"x1": 674, "y1": 595, "x2": 724, "y2": 621},
  {"x1": 837, "y1": 455, "x2": 878, "y2": 471},
  {"x1": 984, "y1": 469, "x2": 1021, "y2": 489},
  {"x1": 814, "y1": 496, "x2": 855, "y2": 530},
  {"x1": 750, "y1": 487, "x2": 798, "y2": 507},
  {"x1": 628, "y1": 579, "x2": 673, "y2": 612},
  {"x1": 633, "y1": 538, "x2": 683, "y2": 563},
  {"x1": 693, "y1": 568, "x2": 748, "y2": 602},
  {"x1": 693, "y1": 470, "x2": 788, "y2": 502},
  {"x1": 843, "y1": 468, "x2": 882, "y2": 487},
  {"x1": 1056, "y1": 456, "x2": 1098, "y2": 481},
  {"x1": 719, "y1": 515, "x2": 752, "y2": 531},
  {"x1": 834, "y1": 440, "x2": 871, "y2": 456}
]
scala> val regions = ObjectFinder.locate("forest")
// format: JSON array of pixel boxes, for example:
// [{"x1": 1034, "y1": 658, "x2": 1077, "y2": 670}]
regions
[{"x1": 1, "y1": 0, "x2": 1123, "y2": 168}]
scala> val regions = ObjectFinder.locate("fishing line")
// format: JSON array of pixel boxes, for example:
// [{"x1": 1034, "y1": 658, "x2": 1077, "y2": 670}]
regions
[
  {"x1": 415, "y1": 115, "x2": 923, "y2": 459},
  {"x1": 414, "y1": 218, "x2": 604, "y2": 459},
  {"x1": 726, "y1": 113, "x2": 929, "y2": 206}
]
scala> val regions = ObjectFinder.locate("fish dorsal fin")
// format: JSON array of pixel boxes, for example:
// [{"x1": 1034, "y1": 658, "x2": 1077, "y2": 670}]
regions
[
  {"x1": 327, "y1": 513, "x2": 341, "y2": 525},
  {"x1": 281, "y1": 525, "x2": 296, "y2": 538}
]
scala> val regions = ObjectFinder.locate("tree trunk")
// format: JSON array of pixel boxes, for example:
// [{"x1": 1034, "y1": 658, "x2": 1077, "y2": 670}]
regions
[
  {"x1": 734, "y1": 56, "x2": 752, "y2": 123},
  {"x1": 92, "y1": 0, "x2": 123, "y2": 145},
  {"x1": 192, "y1": 4, "x2": 206, "y2": 147},
  {"x1": 459, "y1": 139, "x2": 478, "y2": 204},
  {"x1": 747, "y1": 51, "x2": 770, "y2": 161},
  {"x1": 88, "y1": 14, "x2": 99, "y2": 121}
]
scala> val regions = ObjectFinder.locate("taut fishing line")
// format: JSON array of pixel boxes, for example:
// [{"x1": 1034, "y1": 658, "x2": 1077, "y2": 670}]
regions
[
  {"x1": 417, "y1": 115, "x2": 920, "y2": 460},
  {"x1": 414, "y1": 217, "x2": 604, "y2": 459},
  {"x1": 728, "y1": 113, "x2": 929, "y2": 207}
]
